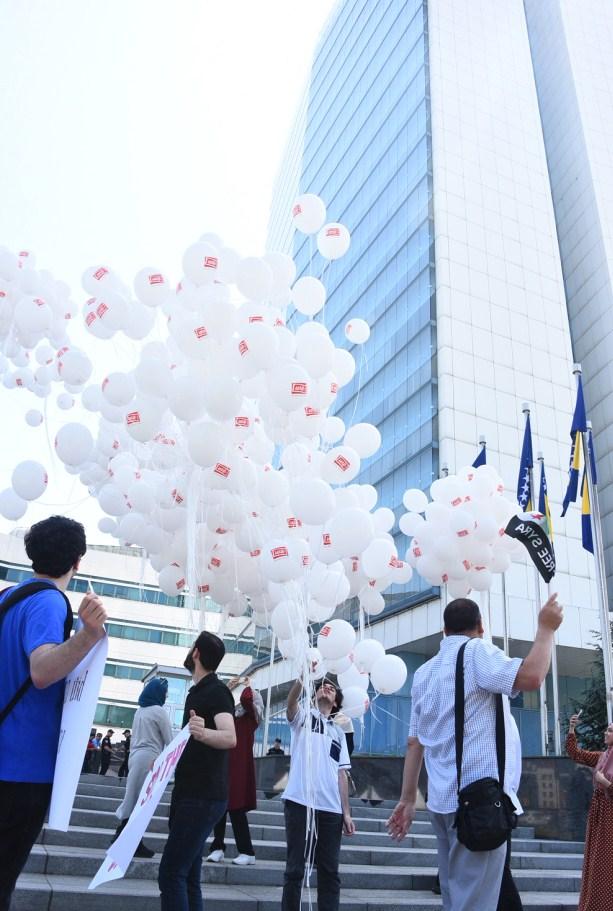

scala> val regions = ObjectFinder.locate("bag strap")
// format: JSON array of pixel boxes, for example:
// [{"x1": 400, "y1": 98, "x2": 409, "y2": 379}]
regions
[
  {"x1": 0, "y1": 580, "x2": 73, "y2": 726},
  {"x1": 455, "y1": 639, "x2": 506, "y2": 794}
]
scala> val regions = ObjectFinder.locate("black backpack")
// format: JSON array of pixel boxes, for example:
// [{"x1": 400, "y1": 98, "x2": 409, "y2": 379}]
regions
[{"x1": 0, "y1": 580, "x2": 73, "y2": 726}]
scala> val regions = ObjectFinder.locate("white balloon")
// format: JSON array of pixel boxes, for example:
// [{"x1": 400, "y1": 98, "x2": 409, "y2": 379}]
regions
[
  {"x1": 158, "y1": 564, "x2": 186, "y2": 597},
  {"x1": 261, "y1": 540, "x2": 300, "y2": 583},
  {"x1": 291, "y1": 276, "x2": 326, "y2": 316},
  {"x1": 182, "y1": 242, "x2": 219, "y2": 285},
  {"x1": 370, "y1": 654, "x2": 407, "y2": 695},
  {"x1": 358, "y1": 586, "x2": 385, "y2": 616},
  {"x1": 321, "y1": 416, "x2": 345, "y2": 444},
  {"x1": 344, "y1": 318, "x2": 370, "y2": 344},
  {"x1": 12, "y1": 460, "x2": 47, "y2": 501},
  {"x1": 98, "y1": 483, "x2": 129, "y2": 517},
  {"x1": 292, "y1": 194, "x2": 326, "y2": 235},
  {"x1": 270, "y1": 600, "x2": 302, "y2": 640},
  {"x1": 57, "y1": 393, "x2": 74, "y2": 410},
  {"x1": 168, "y1": 376, "x2": 207, "y2": 422},
  {"x1": 331, "y1": 348, "x2": 356, "y2": 387},
  {"x1": 203, "y1": 375, "x2": 242, "y2": 421},
  {"x1": 289, "y1": 478, "x2": 335, "y2": 526},
  {"x1": 258, "y1": 468, "x2": 290, "y2": 507},
  {"x1": 373, "y1": 507, "x2": 395, "y2": 533},
  {"x1": 317, "y1": 223, "x2": 351, "y2": 260},
  {"x1": 124, "y1": 399, "x2": 159, "y2": 443},
  {"x1": 25, "y1": 409, "x2": 43, "y2": 427},
  {"x1": 317, "y1": 619, "x2": 356, "y2": 660},
  {"x1": 58, "y1": 349, "x2": 93, "y2": 386},
  {"x1": 55, "y1": 423, "x2": 94, "y2": 466},
  {"x1": 344, "y1": 423, "x2": 381, "y2": 458},
  {"x1": 236, "y1": 257, "x2": 273, "y2": 301},
  {"x1": 0, "y1": 488, "x2": 27, "y2": 520},
  {"x1": 338, "y1": 664, "x2": 369, "y2": 691},
  {"x1": 361, "y1": 537, "x2": 396, "y2": 579},
  {"x1": 341, "y1": 686, "x2": 370, "y2": 719},
  {"x1": 266, "y1": 359, "x2": 311, "y2": 412},
  {"x1": 320, "y1": 446, "x2": 361, "y2": 484},
  {"x1": 402, "y1": 488, "x2": 428, "y2": 513},
  {"x1": 327, "y1": 507, "x2": 375, "y2": 558},
  {"x1": 399, "y1": 512, "x2": 425, "y2": 537},
  {"x1": 98, "y1": 517, "x2": 117, "y2": 535},
  {"x1": 102, "y1": 372, "x2": 136, "y2": 407},
  {"x1": 134, "y1": 267, "x2": 169, "y2": 307},
  {"x1": 353, "y1": 638, "x2": 386, "y2": 674}
]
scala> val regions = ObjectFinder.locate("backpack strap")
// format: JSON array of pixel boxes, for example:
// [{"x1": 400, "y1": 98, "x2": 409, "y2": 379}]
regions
[
  {"x1": 455, "y1": 639, "x2": 506, "y2": 794},
  {"x1": 0, "y1": 580, "x2": 73, "y2": 726}
]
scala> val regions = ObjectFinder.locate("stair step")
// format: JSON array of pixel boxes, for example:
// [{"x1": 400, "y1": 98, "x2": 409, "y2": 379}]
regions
[{"x1": 12, "y1": 874, "x2": 583, "y2": 911}]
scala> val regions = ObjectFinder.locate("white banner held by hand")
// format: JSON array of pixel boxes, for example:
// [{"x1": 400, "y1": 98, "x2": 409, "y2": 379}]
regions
[
  {"x1": 89, "y1": 724, "x2": 191, "y2": 890},
  {"x1": 48, "y1": 624, "x2": 108, "y2": 831}
]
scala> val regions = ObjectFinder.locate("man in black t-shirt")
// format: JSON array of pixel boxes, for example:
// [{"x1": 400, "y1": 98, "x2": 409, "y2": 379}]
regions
[
  {"x1": 158, "y1": 631, "x2": 235, "y2": 911},
  {"x1": 99, "y1": 730, "x2": 114, "y2": 775}
]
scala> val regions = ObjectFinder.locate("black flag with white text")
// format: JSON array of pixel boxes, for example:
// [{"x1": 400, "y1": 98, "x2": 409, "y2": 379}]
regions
[{"x1": 504, "y1": 513, "x2": 556, "y2": 583}]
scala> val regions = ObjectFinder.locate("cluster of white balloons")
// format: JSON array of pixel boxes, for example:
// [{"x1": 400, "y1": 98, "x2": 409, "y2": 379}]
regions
[
  {"x1": 0, "y1": 194, "x2": 409, "y2": 713},
  {"x1": 401, "y1": 464, "x2": 523, "y2": 598}
]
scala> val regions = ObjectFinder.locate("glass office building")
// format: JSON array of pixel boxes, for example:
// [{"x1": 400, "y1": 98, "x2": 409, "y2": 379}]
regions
[
  {"x1": 269, "y1": 0, "x2": 438, "y2": 620},
  {"x1": 263, "y1": 0, "x2": 603, "y2": 757}
]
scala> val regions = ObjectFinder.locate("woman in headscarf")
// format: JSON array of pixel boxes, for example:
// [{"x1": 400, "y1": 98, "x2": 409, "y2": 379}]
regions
[
  {"x1": 207, "y1": 676, "x2": 263, "y2": 865},
  {"x1": 567, "y1": 713, "x2": 613, "y2": 911},
  {"x1": 113, "y1": 677, "x2": 173, "y2": 857}
]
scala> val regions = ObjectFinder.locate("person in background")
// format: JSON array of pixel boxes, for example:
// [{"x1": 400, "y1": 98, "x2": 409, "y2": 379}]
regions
[
  {"x1": 99, "y1": 729, "x2": 114, "y2": 775},
  {"x1": 207, "y1": 675, "x2": 263, "y2": 865},
  {"x1": 566, "y1": 713, "x2": 613, "y2": 911},
  {"x1": 0, "y1": 515, "x2": 107, "y2": 911},
  {"x1": 282, "y1": 675, "x2": 355, "y2": 911},
  {"x1": 82, "y1": 728, "x2": 96, "y2": 773},
  {"x1": 158, "y1": 631, "x2": 235, "y2": 911},
  {"x1": 117, "y1": 728, "x2": 131, "y2": 780},
  {"x1": 90, "y1": 731, "x2": 102, "y2": 773},
  {"x1": 267, "y1": 738, "x2": 285, "y2": 755},
  {"x1": 113, "y1": 678, "x2": 173, "y2": 857}
]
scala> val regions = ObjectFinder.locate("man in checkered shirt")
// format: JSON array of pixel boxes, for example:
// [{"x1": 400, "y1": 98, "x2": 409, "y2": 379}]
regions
[{"x1": 387, "y1": 594, "x2": 562, "y2": 911}]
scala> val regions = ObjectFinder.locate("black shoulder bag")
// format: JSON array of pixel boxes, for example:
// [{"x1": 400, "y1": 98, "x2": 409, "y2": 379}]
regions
[
  {"x1": 0, "y1": 581, "x2": 73, "y2": 726},
  {"x1": 453, "y1": 640, "x2": 517, "y2": 851}
]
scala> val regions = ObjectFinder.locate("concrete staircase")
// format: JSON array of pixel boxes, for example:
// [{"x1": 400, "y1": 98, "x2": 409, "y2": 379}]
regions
[{"x1": 15, "y1": 773, "x2": 583, "y2": 910}]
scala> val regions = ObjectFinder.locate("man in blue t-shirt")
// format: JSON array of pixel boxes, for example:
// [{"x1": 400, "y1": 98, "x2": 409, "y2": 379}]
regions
[{"x1": 0, "y1": 515, "x2": 107, "y2": 911}]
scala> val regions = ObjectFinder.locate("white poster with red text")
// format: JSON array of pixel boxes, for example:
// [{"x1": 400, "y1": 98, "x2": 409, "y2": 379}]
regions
[{"x1": 89, "y1": 724, "x2": 191, "y2": 889}]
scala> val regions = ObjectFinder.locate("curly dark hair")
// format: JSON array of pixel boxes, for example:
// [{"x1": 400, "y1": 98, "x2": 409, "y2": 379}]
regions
[{"x1": 24, "y1": 515, "x2": 86, "y2": 578}]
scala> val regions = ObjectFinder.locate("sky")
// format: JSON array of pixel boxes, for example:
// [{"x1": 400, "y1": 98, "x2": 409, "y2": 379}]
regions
[{"x1": 0, "y1": 0, "x2": 337, "y2": 541}]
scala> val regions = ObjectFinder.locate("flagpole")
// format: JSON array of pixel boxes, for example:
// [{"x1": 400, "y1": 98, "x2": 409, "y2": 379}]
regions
[
  {"x1": 440, "y1": 462, "x2": 449, "y2": 631},
  {"x1": 538, "y1": 451, "x2": 561, "y2": 754},
  {"x1": 574, "y1": 367, "x2": 613, "y2": 724},
  {"x1": 523, "y1": 404, "x2": 549, "y2": 756}
]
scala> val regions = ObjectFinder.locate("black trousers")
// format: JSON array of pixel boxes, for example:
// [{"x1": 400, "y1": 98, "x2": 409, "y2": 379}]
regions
[
  {"x1": 0, "y1": 780, "x2": 52, "y2": 911},
  {"x1": 496, "y1": 835, "x2": 523, "y2": 911},
  {"x1": 210, "y1": 809, "x2": 254, "y2": 855},
  {"x1": 282, "y1": 799, "x2": 342, "y2": 911},
  {"x1": 117, "y1": 756, "x2": 129, "y2": 778},
  {"x1": 99, "y1": 752, "x2": 112, "y2": 775}
]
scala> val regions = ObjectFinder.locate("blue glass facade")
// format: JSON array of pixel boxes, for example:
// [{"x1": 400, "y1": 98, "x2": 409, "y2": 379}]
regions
[{"x1": 287, "y1": 0, "x2": 438, "y2": 615}]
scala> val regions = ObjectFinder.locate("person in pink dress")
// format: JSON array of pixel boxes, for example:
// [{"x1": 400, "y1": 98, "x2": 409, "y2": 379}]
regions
[{"x1": 566, "y1": 713, "x2": 613, "y2": 911}]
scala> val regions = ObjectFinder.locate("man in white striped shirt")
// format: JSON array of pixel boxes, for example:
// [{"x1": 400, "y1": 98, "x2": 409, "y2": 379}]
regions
[{"x1": 387, "y1": 594, "x2": 562, "y2": 911}]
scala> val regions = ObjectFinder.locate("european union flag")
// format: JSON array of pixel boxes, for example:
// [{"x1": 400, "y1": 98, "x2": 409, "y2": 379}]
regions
[
  {"x1": 561, "y1": 377, "x2": 588, "y2": 516},
  {"x1": 472, "y1": 444, "x2": 486, "y2": 468},
  {"x1": 581, "y1": 469, "x2": 594, "y2": 553},
  {"x1": 517, "y1": 414, "x2": 533, "y2": 511},
  {"x1": 538, "y1": 459, "x2": 554, "y2": 549}
]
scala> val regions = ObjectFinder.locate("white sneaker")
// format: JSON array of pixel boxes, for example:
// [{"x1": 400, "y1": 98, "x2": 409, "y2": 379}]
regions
[
  {"x1": 207, "y1": 850, "x2": 224, "y2": 863},
  {"x1": 232, "y1": 854, "x2": 255, "y2": 865}
]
